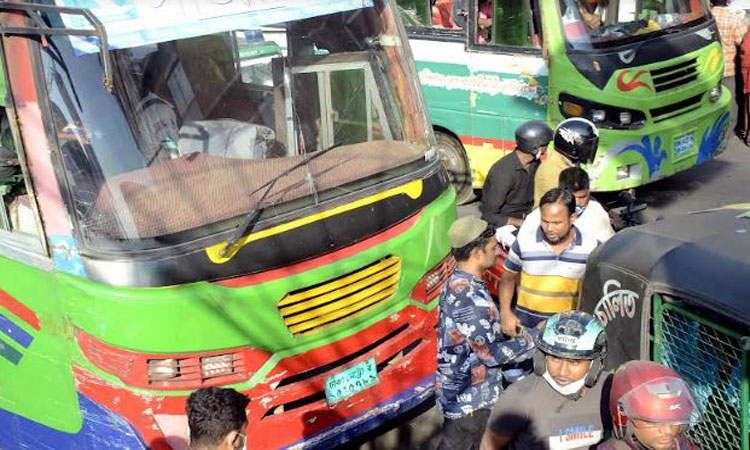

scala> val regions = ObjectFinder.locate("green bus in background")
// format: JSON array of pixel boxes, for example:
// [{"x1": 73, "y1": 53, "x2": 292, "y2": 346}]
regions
[{"x1": 399, "y1": 0, "x2": 730, "y2": 203}]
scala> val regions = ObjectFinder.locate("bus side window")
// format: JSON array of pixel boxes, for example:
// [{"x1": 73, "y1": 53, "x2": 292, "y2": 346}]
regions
[
  {"x1": 398, "y1": 0, "x2": 466, "y2": 30},
  {"x1": 474, "y1": 0, "x2": 540, "y2": 48},
  {"x1": 0, "y1": 108, "x2": 35, "y2": 236}
]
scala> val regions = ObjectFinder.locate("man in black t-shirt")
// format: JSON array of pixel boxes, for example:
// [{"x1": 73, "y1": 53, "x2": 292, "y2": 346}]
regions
[{"x1": 480, "y1": 121, "x2": 553, "y2": 230}]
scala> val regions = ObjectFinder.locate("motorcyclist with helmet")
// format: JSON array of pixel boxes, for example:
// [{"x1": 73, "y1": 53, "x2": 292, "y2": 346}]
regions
[
  {"x1": 481, "y1": 120, "x2": 554, "y2": 230},
  {"x1": 534, "y1": 118, "x2": 599, "y2": 207},
  {"x1": 482, "y1": 311, "x2": 611, "y2": 449},
  {"x1": 599, "y1": 360, "x2": 700, "y2": 450}
]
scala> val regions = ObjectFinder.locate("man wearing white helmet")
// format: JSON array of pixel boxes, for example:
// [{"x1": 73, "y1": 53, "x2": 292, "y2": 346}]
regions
[{"x1": 534, "y1": 118, "x2": 599, "y2": 208}]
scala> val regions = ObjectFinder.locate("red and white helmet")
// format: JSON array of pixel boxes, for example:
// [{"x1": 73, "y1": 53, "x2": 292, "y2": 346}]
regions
[{"x1": 610, "y1": 361, "x2": 700, "y2": 442}]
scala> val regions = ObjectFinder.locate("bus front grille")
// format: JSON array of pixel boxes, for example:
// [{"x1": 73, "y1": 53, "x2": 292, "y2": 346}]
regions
[
  {"x1": 650, "y1": 93, "x2": 703, "y2": 123},
  {"x1": 650, "y1": 58, "x2": 698, "y2": 92},
  {"x1": 278, "y1": 256, "x2": 402, "y2": 335}
]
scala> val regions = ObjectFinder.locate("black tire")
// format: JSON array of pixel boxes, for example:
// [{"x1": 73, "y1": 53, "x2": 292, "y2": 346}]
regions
[{"x1": 435, "y1": 131, "x2": 473, "y2": 204}]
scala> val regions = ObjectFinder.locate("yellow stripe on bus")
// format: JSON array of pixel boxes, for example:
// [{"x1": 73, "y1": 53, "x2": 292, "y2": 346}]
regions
[
  {"x1": 279, "y1": 264, "x2": 400, "y2": 315},
  {"x1": 206, "y1": 180, "x2": 423, "y2": 264},
  {"x1": 277, "y1": 257, "x2": 400, "y2": 307},
  {"x1": 287, "y1": 287, "x2": 398, "y2": 334},
  {"x1": 283, "y1": 275, "x2": 399, "y2": 326}
]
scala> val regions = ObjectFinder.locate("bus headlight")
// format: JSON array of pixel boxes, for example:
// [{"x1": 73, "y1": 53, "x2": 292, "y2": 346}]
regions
[
  {"x1": 709, "y1": 83, "x2": 722, "y2": 103},
  {"x1": 410, "y1": 255, "x2": 455, "y2": 304},
  {"x1": 77, "y1": 329, "x2": 270, "y2": 390},
  {"x1": 559, "y1": 93, "x2": 646, "y2": 129},
  {"x1": 591, "y1": 109, "x2": 606, "y2": 123}
]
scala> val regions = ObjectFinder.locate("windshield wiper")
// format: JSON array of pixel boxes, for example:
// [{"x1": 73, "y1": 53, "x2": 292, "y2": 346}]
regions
[{"x1": 220, "y1": 143, "x2": 342, "y2": 257}]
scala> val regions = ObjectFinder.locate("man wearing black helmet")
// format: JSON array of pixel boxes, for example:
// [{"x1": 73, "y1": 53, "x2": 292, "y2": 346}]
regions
[
  {"x1": 481, "y1": 121, "x2": 554, "y2": 231},
  {"x1": 534, "y1": 118, "x2": 599, "y2": 208},
  {"x1": 482, "y1": 311, "x2": 611, "y2": 450}
]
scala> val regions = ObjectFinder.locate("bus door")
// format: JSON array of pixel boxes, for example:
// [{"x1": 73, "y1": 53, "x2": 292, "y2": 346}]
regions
[
  {"x1": 464, "y1": 0, "x2": 548, "y2": 178},
  {"x1": 399, "y1": 0, "x2": 549, "y2": 198}
]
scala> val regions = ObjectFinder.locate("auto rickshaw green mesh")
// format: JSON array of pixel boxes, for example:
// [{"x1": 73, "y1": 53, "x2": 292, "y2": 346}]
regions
[{"x1": 654, "y1": 297, "x2": 749, "y2": 450}]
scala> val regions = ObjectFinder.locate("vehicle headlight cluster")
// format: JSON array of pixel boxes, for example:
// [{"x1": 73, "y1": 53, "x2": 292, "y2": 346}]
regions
[{"x1": 559, "y1": 93, "x2": 646, "y2": 130}]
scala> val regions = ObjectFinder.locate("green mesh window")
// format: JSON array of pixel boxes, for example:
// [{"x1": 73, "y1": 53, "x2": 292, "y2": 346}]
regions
[{"x1": 654, "y1": 298, "x2": 749, "y2": 450}]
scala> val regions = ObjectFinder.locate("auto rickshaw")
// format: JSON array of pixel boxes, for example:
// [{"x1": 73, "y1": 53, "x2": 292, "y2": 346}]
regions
[{"x1": 579, "y1": 204, "x2": 750, "y2": 450}]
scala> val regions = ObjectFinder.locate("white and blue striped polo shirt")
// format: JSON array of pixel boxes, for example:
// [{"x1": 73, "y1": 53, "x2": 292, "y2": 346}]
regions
[{"x1": 504, "y1": 226, "x2": 599, "y2": 324}]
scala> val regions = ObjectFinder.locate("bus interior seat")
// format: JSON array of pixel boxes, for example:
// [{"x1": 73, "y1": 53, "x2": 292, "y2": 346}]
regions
[{"x1": 177, "y1": 119, "x2": 276, "y2": 160}]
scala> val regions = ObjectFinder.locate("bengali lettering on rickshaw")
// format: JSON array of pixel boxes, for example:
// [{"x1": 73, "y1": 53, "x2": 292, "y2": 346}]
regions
[{"x1": 593, "y1": 279, "x2": 638, "y2": 326}]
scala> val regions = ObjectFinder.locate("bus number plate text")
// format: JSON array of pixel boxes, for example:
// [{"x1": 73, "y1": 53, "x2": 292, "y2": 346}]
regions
[
  {"x1": 673, "y1": 131, "x2": 696, "y2": 159},
  {"x1": 325, "y1": 358, "x2": 379, "y2": 405}
]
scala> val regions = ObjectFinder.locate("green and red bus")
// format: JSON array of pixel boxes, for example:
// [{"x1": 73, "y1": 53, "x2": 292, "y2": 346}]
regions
[
  {"x1": 399, "y1": 0, "x2": 731, "y2": 203},
  {"x1": 0, "y1": 0, "x2": 455, "y2": 448}
]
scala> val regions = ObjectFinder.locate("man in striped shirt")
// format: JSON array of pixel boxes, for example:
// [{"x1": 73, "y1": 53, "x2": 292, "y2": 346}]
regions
[{"x1": 499, "y1": 188, "x2": 600, "y2": 336}]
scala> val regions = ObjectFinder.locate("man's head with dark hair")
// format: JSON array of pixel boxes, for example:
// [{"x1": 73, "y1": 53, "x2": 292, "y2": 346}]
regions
[
  {"x1": 711, "y1": 0, "x2": 729, "y2": 7},
  {"x1": 558, "y1": 167, "x2": 590, "y2": 192},
  {"x1": 539, "y1": 188, "x2": 577, "y2": 245},
  {"x1": 558, "y1": 167, "x2": 591, "y2": 213},
  {"x1": 187, "y1": 387, "x2": 249, "y2": 450}
]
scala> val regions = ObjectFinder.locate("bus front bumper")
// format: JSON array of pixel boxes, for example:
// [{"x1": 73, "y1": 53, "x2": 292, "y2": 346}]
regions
[{"x1": 589, "y1": 92, "x2": 731, "y2": 192}]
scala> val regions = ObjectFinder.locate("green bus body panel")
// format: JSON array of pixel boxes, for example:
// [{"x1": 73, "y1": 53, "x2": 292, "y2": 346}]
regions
[
  {"x1": 61, "y1": 187, "x2": 456, "y2": 393},
  {"x1": 416, "y1": 61, "x2": 474, "y2": 137},
  {"x1": 416, "y1": 60, "x2": 548, "y2": 142},
  {"x1": 0, "y1": 257, "x2": 82, "y2": 432}
]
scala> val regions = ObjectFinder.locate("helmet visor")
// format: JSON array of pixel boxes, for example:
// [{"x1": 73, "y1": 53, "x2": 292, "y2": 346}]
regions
[{"x1": 618, "y1": 376, "x2": 701, "y2": 425}]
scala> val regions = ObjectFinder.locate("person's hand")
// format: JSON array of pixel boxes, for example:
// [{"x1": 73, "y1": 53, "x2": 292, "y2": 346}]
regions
[
  {"x1": 579, "y1": 7, "x2": 601, "y2": 29},
  {"x1": 501, "y1": 309, "x2": 520, "y2": 337},
  {"x1": 495, "y1": 225, "x2": 517, "y2": 250}
]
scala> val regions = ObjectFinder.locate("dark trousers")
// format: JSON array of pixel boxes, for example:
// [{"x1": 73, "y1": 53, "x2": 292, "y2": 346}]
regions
[
  {"x1": 437, "y1": 408, "x2": 491, "y2": 450},
  {"x1": 724, "y1": 75, "x2": 739, "y2": 133}
]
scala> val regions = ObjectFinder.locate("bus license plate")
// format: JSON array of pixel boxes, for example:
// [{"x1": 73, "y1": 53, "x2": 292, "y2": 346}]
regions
[
  {"x1": 325, "y1": 358, "x2": 379, "y2": 405},
  {"x1": 673, "y1": 131, "x2": 696, "y2": 159}
]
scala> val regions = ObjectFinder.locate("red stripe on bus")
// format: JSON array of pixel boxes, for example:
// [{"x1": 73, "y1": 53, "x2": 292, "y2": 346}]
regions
[
  {"x1": 458, "y1": 135, "x2": 515, "y2": 149},
  {"x1": 214, "y1": 211, "x2": 423, "y2": 288},
  {"x1": 0, "y1": 290, "x2": 40, "y2": 330}
]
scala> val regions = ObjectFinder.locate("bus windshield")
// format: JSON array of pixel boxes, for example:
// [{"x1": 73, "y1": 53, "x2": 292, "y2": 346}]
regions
[
  {"x1": 560, "y1": 0, "x2": 709, "y2": 49},
  {"x1": 38, "y1": 0, "x2": 431, "y2": 252}
]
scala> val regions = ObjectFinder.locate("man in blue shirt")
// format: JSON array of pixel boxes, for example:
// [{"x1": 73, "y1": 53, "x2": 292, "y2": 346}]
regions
[{"x1": 437, "y1": 216, "x2": 536, "y2": 450}]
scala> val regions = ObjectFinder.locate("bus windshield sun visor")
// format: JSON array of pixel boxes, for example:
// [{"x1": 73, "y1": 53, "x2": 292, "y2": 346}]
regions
[
  {"x1": 50, "y1": 0, "x2": 375, "y2": 54},
  {"x1": 0, "y1": 3, "x2": 114, "y2": 92}
]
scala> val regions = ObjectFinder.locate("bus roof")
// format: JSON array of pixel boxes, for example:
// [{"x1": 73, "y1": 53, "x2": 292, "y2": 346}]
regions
[{"x1": 584, "y1": 205, "x2": 750, "y2": 326}]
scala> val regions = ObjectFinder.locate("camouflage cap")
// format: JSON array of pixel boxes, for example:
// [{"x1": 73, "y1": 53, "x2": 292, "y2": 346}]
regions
[{"x1": 448, "y1": 216, "x2": 489, "y2": 249}]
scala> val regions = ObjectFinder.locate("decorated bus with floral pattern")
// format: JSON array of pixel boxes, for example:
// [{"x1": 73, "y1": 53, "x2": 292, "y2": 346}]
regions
[
  {"x1": 0, "y1": 0, "x2": 454, "y2": 448},
  {"x1": 399, "y1": 0, "x2": 730, "y2": 203}
]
